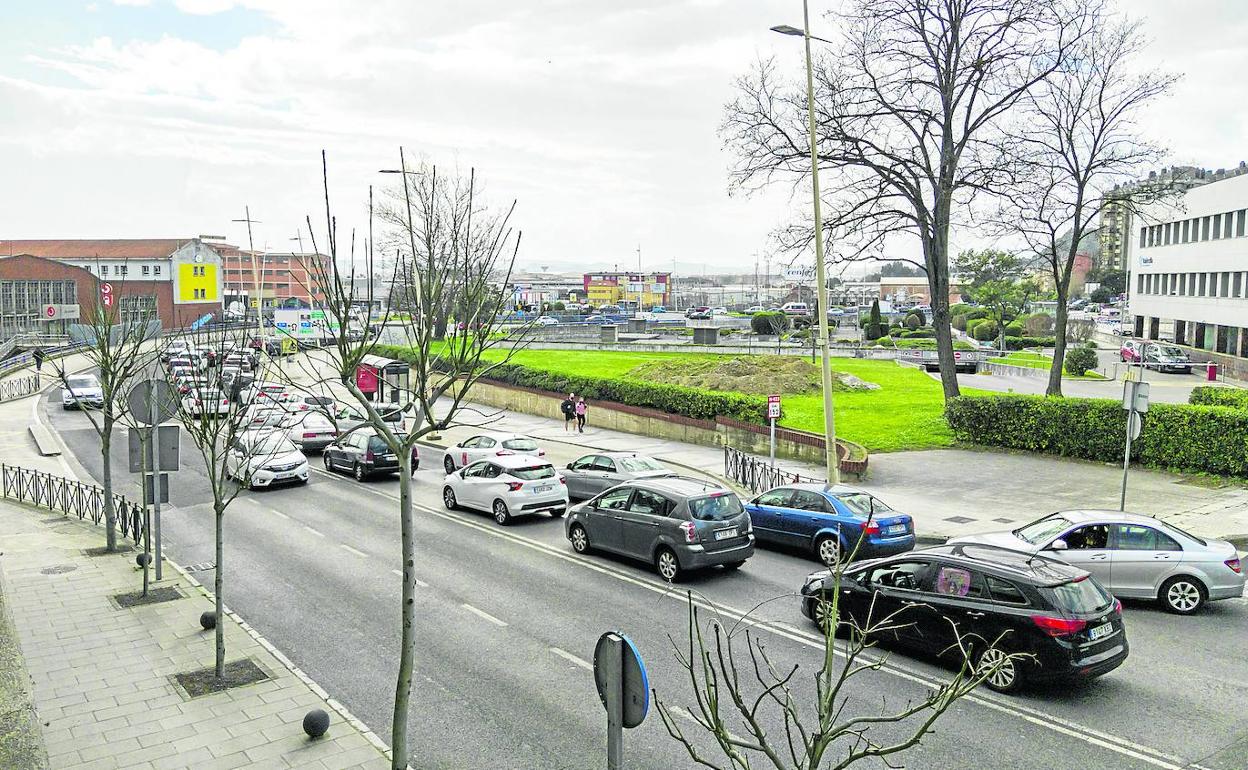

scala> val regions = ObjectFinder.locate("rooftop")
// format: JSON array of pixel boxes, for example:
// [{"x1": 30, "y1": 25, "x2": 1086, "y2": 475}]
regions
[{"x1": 0, "y1": 238, "x2": 201, "y2": 260}]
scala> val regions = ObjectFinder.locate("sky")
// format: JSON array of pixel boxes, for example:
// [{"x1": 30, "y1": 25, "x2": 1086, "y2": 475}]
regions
[{"x1": 1, "y1": 0, "x2": 1246, "y2": 277}]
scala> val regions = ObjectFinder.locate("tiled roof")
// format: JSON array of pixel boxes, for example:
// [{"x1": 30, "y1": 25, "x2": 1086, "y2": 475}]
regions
[{"x1": 0, "y1": 239, "x2": 195, "y2": 260}]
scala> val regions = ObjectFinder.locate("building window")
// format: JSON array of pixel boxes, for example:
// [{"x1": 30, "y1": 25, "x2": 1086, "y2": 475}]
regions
[
  {"x1": 1202, "y1": 217, "x2": 1211, "y2": 240},
  {"x1": 1199, "y1": 273, "x2": 1207, "y2": 295},
  {"x1": 1225, "y1": 212, "x2": 1235, "y2": 239},
  {"x1": 1237, "y1": 210, "x2": 1247, "y2": 237},
  {"x1": 1212, "y1": 214, "x2": 1222, "y2": 240},
  {"x1": 101, "y1": 265, "x2": 109, "y2": 276},
  {"x1": 1221, "y1": 272, "x2": 1231, "y2": 298},
  {"x1": 142, "y1": 265, "x2": 150, "y2": 276},
  {"x1": 1163, "y1": 223, "x2": 1171, "y2": 245},
  {"x1": 154, "y1": 265, "x2": 161, "y2": 276},
  {"x1": 118, "y1": 265, "x2": 128, "y2": 276},
  {"x1": 1137, "y1": 275, "x2": 1145, "y2": 293},
  {"x1": 1235, "y1": 273, "x2": 1243, "y2": 298},
  {"x1": 1139, "y1": 227, "x2": 1146, "y2": 248},
  {"x1": 1180, "y1": 220, "x2": 1189, "y2": 242}
]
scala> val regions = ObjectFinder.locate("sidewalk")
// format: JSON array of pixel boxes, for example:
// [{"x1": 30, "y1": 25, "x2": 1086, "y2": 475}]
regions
[{"x1": 0, "y1": 376, "x2": 394, "y2": 769}]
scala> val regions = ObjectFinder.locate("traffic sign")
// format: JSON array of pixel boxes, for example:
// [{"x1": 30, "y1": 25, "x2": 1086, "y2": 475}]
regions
[
  {"x1": 1121, "y1": 380, "x2": 1150, "y2": 413},
  {"x1": 594, "y1": 630, "x2": 650, "y2": 770},
  {"x1": 767, "y1": 394, "x2": 781, "y2": 420},
  {"x1": 127, "y1": 379, "x2": 179, "y2": 426}
]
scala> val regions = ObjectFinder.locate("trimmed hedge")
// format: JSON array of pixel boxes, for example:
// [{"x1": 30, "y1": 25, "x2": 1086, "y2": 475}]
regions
[
  {"x1": 946, "y1": 395, "x2": 1248, "y2": 477},
  {"x1": 1189, "y1": 386, "x2": 1248, "y2": 409},
  {"x1": 375, "y1": 344, "x2": 767, "y2": 423}
]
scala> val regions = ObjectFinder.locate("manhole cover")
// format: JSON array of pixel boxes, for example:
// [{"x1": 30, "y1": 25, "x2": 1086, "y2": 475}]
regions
[{"x1": 40, "y1": 565, "x2": 78, "y2": 575}]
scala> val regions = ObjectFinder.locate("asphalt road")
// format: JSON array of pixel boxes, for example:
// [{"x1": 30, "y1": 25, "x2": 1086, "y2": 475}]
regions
[{"x1": 42, "y1": 391, "x2": 1248, "y2": 770}]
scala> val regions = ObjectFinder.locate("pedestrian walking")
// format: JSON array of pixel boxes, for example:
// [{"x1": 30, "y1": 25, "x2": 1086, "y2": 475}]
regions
[
  {"x1": 32, "y1": 348, "x2": 45, "y2": 373},
  {"x1": 560, "y1": 393, "x2": 576, "y2": 432},
  {"x1": 575, "y1": 396, "x2": 587, "y2": 433}
]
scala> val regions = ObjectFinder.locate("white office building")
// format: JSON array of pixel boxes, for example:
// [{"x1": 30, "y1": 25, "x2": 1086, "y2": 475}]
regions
[{"x1": 1127, "y1": 167, "x2": 1248, "y2": 361}]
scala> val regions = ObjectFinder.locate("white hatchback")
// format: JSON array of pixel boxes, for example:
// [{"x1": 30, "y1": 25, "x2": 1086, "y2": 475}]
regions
[
  {"x1": 442, "y1": 432, "x2": 546, "y2": 475},
  {"x1": 442, "y1": 455, "x2": 568, "y2": 525},
  {"x1": 225, "y1": 429, "x2": 310, "y2": 489}
]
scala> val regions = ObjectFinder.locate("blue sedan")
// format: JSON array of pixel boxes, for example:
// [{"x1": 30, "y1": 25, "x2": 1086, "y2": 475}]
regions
[{"x1": 744, "y1": 484, "x2": 916, "y2": 564}]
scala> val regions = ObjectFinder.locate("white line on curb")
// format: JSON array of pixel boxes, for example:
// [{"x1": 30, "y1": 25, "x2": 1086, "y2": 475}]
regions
[
  {"x1": 549, "y1": 647, "x2": 592, "y2": 671},
  {"x1": 461, "y1": 603, "x2": 507, "y2": 627}
]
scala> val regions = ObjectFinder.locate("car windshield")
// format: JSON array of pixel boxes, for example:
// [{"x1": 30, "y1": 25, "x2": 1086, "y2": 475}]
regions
[
  {"x1": 510, "y1": 465, "x2": 555, "y2": 480},
  {"x1": 67, "y1": 376, "x2": 98, "y2": 389},
  {"x1": 249, "y1": 434, "x2": 296, "y2": 456},
  {"x1": 502, "y1": 438, "x2": 538, "y2": 451},
  {"x1": 688, "y1": 492, "x2": 744, "y2": 521},
  {"x1": 618, "y1": 456, "x2": 665, "y2": 473},
  {"x1": 835, "y1": 492, "x2": 894, "y2": 517},
  {"x1": 307, "y1": 396, "x2": 334, "y2": 406},
  {"x1": 1154, "y1": 345, "x2": 1184, "y2": 358},
  {"x1": 1014, "y1": 514, "x2": 1072, "y2": 545},
  {"x1": 1043, "y1": 576, "x2": 1114, "y2": 615}
]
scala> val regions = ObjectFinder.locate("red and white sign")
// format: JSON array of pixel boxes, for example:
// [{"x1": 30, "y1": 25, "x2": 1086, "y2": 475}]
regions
[
  {"x1": 767, "y1": 394, "x2": 781, "y2": 420},
  {"x1": 44, "y1": 304, "x2": 57, "y2": 319},
  {"x1": 100, "y1": 282, "x2": 114, "y2": 308}
]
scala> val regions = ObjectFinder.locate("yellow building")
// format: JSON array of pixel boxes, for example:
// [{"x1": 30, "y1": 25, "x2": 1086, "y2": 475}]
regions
[{"x1": 582, "y1": 272, "x2": 671, "y2": 309}]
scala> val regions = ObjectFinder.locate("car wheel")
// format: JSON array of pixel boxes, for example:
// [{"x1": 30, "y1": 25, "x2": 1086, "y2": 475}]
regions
[
  {"x1": 1160, "y1": 576, "x2": 1205, "y2": 614},
  {"x1": 816, "y1": 535, "x2": 841, "y2": 566},
  {"x1": 353, "y1": 463, "x2": 366, "y2": 482},
  {"x1": 723, "y1": 560, "x2": 745, "y2": 571},
  {"x1": 655, "y1": 548, "x2": 682, "y2": 582},
  {"x1": 442, "y1": 487, "x2": 458, "y2": 510},
  {"x1": 569, "y1": 524, "x2": 590, "y2": 554},
  {"x1": 492, "y1": 499, "x2": 511, "y2": 526},
  {"x1": 443, "y1": 455, "x2": 456, "y2": 474},
  {"x1": 976, "y1": 646, "x2": 1023, "y2": 694},
  {"x1": 811, "y1": 594, "x2": 836, "y2": 633},
  {"x1": 323, "y1": 454, "x2": 333, "y2": 472}
]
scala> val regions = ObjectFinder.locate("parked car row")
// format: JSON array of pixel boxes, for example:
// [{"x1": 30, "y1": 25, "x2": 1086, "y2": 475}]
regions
[{"x1": 1119, "y1": 340, "x2": 1194, "y2": 373}]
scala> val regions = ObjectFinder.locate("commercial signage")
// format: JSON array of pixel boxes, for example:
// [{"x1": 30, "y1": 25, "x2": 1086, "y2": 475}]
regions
[
  {"x1": 783, "y1": 267, "x2": 816, "y2": 281},
  {"x1": 100, "y1": 282, "x2": 114, "y2": 309},
  {"x1": 40, "y1": 304, "x2": 80, "y2": 321}
]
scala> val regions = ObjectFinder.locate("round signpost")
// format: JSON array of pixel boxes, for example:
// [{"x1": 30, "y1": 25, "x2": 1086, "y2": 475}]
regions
[
  {"x1": 128, "y1": 378, "x2": 179, "y2": 582},
  {"x1": 594, "y1": 631, "x2": 649, "y2": 770}
]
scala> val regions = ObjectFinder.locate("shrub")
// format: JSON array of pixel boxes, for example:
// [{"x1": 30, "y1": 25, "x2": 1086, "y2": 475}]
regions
[
  {"x1": 1063, "y1": 344, "x2": 1098, "y2": 375},
  {"x1": 1189, "y1": 386, "x2": 1248, "y2": 409},
  {"x1": 908, "y1": 308, "x2": 927, "y2": 326},
  {"x1": 553, "y1": 301, "x2": 566, "y2": 311},
  {"x1": 903, "y1": 313, "x2": 920, "y2": 329},
  {"x1": 946, "y1": 395, "x2": 1248, "y2": 477},
  {"x1": 1003, "y1": 336, "x2": 1057, "y2": 350},
  {"x1": 1004, "y1": 321, "x2": 1024, "y2": 337},
  {"x1": 952, "y1": 314, "x2": 969, "y2": 332},
  {"x1": 1024, "y1": 313, "x2": 1054, "y2": 335},
  {"x1": 970, "y1": 320, "x2": 999, "y2": 341},
  {"x1": 965, "y1": 308, "x2": 990, "y2": 322},
  {"x1": 900, "y1": 328, "x2": 936, "y2": 338},
  {"x1": 750, "y1": 311, "x2": 789, "y2": 335},
  {"x1": 949, "y1": 303, "x2": 974, "y2": 316}
]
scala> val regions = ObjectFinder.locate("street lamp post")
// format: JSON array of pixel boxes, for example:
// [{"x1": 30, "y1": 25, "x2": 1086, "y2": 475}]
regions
[{"x1": 772, "y1": 2, "x2": 840, "y2": 484}]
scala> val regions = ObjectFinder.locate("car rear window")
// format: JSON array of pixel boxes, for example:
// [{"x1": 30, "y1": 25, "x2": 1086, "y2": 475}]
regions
[
  {"x1": 367, "y1": 437, "x2": 390, "y2": 453},
  {"x1": 618, "y1": 457, "x2": 665, "y2": 473},
  {"x1": 502, "y1": 438, "x2": 538, "y2": 451},
  {"x1": 510, "y1": 465, "x2": 555, "y2": 480},
  {"x1": 688, "y1": 492, "x2": 744, "y2": 521},
  {"x1": 836, "y1": 492, "x2": 894, "y2": 517},
  {"x1": 1043, "y1": 577, "x2": 1113, "y2": 614}
]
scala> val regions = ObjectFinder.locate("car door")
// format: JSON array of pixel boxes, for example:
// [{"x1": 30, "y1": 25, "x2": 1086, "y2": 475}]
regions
[
  {"x1": 461, "y1": 436, "x2": 490, "y2": 467},
  {"x1": 789, "y1": 490, "x2": 838, "y2": 550},
  {"x1": 923, "y1": 562, "x2": 993, "y2": 656},
  {"x1": 588, "y1": 455, "x2": 620, "y2": 496},
  {"x1": 1048, "y1": 523, "x2": 1113, "y2": 589},
  {"x1": 1109, "y1": 523, "x2": 1183, "y2": 599},
  {"x1": 583, "y1": 486, "x2": 633, "y2": 555},
  {"x1": 619, "y1": 489, "x2": 670, "y2": 558},
  {"x1": 856, "y1": 559, "x2": 934, "y2": 646},
  {"x1": 746, "y1": 488, "x2": 794, "y2": 545},
  {"x1": 564, "y1": 455, "x2": 598, "y2": 499},
  {"x1": 458, "y1": 461, "x2": 493, "y2": 509}
]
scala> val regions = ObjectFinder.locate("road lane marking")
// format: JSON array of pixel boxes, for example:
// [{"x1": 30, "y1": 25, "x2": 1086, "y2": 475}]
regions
[
  {"x1": 270, "y1": 509, "x2": 290, "y2": 520},
  {"x1": 461, "y1": 603, "x2": 508, "y2": 627},
  {"x1": 324, "y1": 467, "x2": 1191, "y2": 769},
  {"x1": 390, "y1": 568, "x2": 428, "y2": 587},
  {"x1": 549, "y1": 647, "x2": 593, "y2": 671},
  {"x1": 303, "y1": 525, "x2": 325, "y2": 538},
  {"x1": 340, "y1": 544, "x2": 367, "y2": 558}
]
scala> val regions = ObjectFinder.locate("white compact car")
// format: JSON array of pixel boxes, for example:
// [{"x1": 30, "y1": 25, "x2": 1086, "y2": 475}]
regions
[
  {"x1": 182, "y1": 387, "x2": 231, "y2": 417},
  {"x1": 226, "y1": 429, "x2": 310, "y2": 489},
  {"x1": 442, "y1": 454, "x2": 568, "y2": 525},
  {"x1": 61, "y1": 374, "x2": 104, "y2": 410},
  {"x1": 280, "y1": 410, "x2": 339, "y2": 452},
  {"x1": 535, "y1": 316, "x2": 559, "y2": 326},
  {"x1": 442, "y1": 432, "x2": 546, "y2": 474}
]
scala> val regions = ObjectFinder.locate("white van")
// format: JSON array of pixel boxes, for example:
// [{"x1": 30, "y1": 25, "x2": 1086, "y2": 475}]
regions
[{"x1": 781, "y1": 302, "x2": 810, "y2": 316}]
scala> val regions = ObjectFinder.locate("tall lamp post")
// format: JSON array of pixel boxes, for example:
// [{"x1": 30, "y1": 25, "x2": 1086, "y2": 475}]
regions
[{"x1": 772, "y1": 3, "x2": 840, "y2": 484}]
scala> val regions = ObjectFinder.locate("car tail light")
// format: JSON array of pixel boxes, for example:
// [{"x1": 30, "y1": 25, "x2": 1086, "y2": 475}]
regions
[
  {"x1": 1113, "y1": 598, "x2": 1122, "y2": 615},
  {"x1": 496, "y1": 450, "x2": 514, "y2": 456},
  {"x1": 863, "y1": 521, "x2": 881, "y2": 535},
  {"x1": 559, "y1": 477, "x2": 566, "y2": 485},
  {"x1": 506, "y1": 482, "x2": 523, "y2": 492},
  {"x1": 364, "y1": 450, "x2": 374, "y2": 462},
  {"x1": 1226, "y1": 558, "x2": 1242, "y2": 574},
  {"x1": 538, "y1": 450, "x2": 546, "y2": 456},
  {"x1": 303, "y1": 432, "x2": 317, "y2": 438},
  {"x1": 679, "y1": 521, "x2": 698, "y2": 543},
  {"x1": 1030, "y1": 615, "x2": 1087, "y2": 637}
]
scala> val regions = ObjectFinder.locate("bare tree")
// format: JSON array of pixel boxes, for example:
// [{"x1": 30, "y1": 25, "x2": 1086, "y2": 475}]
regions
[
  {"x1": 293, "y1": 150, "x2": 526, "y2": 769},
  {"x1": 52, "y1": 271, "x2": 162, "y2": 552},
  {"x1": 721, "y1": 0, "x2": 1100, "y2": 399},
  {"x1": 997, "y1": 13, "x2": 1175, "y2": 395},
  {"x1": 657, "y1": 551, "x2": 1020, "y2": 769}
]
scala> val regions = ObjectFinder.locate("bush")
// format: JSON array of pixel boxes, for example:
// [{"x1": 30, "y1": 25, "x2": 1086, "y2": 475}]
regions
[
  {"x1": 1003, "y1": 336, "x2": 1056, "y2": 350},
  {"x1": 949, "y1": 304, "x2": 974, "y2": 317},
  {"x1": 965, "y1": 308, "x2": 990, "y2": 322},
  {"x1": 876, "y1": 337, "x2": 976, "y2": 350},
  {"x1": 1004, "y1": 321, "x2": 1024, "y2": 337},
  {"x1": 970, "y1": 320, "x2": 999, "y2": 341},
  {"x1": 553, "y1": 301, "x2": 566, "y2": 311},
  {"x1": 750, "y1": 311, "x2": 789, "y2": 335},
  {"x1": 903, "y1": 313, "x2": 920, "y2": 329},
  {"x1": 1189, "y1": 386, "x2": 1248, "y2": 409},
  {"x1": 907, "y1": 308, "x2": 927, "y2": 326},
  {"x1": 1063, "y1": 344, "x2": 1098, "y2": 375},
  {"x1": 952, "y1": 314, "x2": 969, "y2": 332},
  {"x1": 946, "y1": 395, "x2": 1248, "y2": 477},
  {"x1": 900, "y1": 328, "x2": 936, "y2": 338},
  {"x1": 1023, "y1": 313, "x2": 1054, "y2": 335}
]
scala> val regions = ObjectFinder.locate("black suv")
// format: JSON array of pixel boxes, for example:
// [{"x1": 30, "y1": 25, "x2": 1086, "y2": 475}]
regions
[{"x1": 799, "y1": 544, "x2": 1128, "y2": 693}]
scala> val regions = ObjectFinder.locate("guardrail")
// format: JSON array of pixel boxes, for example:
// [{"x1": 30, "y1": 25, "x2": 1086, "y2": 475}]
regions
[
  {"x1": 1, "y1": 464, "x2": 144, "y2": 545},
  {"x1": 723, "y1": 446, "x2": 824, "y2": 496},
  {"x1": 0, "y1": 373, "x2": 40, "y2": 402}
]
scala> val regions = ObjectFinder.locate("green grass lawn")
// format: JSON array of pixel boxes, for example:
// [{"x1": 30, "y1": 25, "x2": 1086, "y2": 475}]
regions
[
  {"x1": 991, "y1": 352, "x2": 1108, "y2": 380},
  {"x1": 483, "y1": 349, "x2": 979, "y2": 453}
]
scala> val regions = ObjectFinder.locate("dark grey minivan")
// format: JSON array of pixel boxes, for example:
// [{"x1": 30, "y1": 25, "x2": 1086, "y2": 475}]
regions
[{"x1": 564, "y1": 477, "x2": 755, "y2": 581}]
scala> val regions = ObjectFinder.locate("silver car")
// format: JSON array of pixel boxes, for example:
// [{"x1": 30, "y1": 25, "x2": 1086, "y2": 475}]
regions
[
  {"x1": 951, "y1": 510, "x2": 1244, "y2": 614},
  {"x1": 562, "y1": 452, "x2": 673, "y2": 500}
]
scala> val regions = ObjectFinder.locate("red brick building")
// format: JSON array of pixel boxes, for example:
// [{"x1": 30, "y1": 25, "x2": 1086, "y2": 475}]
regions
[
  {"x1": 0, "y1": 255, "x2": 103, "y2": 337},
  {"x1": 220, "y1": 249, "x2": 331, "y2": 310}
]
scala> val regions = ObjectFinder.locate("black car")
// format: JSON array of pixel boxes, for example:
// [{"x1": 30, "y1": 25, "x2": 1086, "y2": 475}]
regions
[
  {"x1": 322, "y1": 429, "x2": 419, "y2": 480},
  {"x1": 799, "y1": 544, "x2": 1128, "y2": 694}
]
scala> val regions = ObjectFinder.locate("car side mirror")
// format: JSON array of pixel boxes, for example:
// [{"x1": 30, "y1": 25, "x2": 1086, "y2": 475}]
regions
[
  {"x1": 1048, "y1": 538, "x2": 1068, "y2": 551},
  {"x1": 567, "y1": 462, "x2": 574, "y2": 469}
]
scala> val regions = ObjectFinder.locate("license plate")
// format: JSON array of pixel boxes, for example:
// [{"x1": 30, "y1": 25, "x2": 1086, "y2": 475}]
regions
[
  {"x1": 715, "y1": 528, "x2": 737, "y2": 541},
  {"x1": 1087, "y1": 622, "x2": 1113, "y2": 641},
  {"x1": 533, "y1": 485, "x2": 552, "y2": 493},
  {"x1": 274, "y1": 472, "x2": 292, "y2": 479},
  {"x1": 886, "y1": 524, "x2": 907, "y2": 535}
]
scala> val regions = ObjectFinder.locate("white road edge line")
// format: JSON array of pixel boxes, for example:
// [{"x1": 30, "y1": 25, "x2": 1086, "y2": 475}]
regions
[
  {"x1": 340, "y1": 544, "x2": 367, "y2": 558},
  {"x1": 303, "y1": 525, "x2": 325, "y2": 538},
  {"x1": 549, "y1": 647, "x2": 593, "y2": 671},
  {"x1": 461, "y1": 603, "x2": 508, "y2": 627},
  {"x1": 329, "y1": 466, "x2": 1190, "y2": 770}
]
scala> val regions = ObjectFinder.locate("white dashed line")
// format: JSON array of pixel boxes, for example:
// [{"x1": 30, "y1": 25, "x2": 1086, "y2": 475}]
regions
[
  {"x1": 390, "y1": 569, "x2": 428, "y2": 587},
  {"x1": 461, "y1": 603, "x2": 507, "y2": 627},
  {"x1": 549, "y1": 647, "x2": 593, "y2": 671},
  {"x1": 270, "y1": 509, "x2": 290, "y2": 519},
  {"x1": 340, "y1": 544, "x2": 367, "y2": 558},
  {"x1": 303, "y1": 525, "x2": 325, "y2": 537}
]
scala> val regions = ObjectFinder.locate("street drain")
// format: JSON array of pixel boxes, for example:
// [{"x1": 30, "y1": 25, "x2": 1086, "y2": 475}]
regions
[{"x1": 40, "y1": 565, "x2": 77, "y2": 575}]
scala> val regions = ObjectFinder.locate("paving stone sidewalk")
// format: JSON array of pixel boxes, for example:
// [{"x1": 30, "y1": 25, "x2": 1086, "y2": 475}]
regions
[{"x1": 0, "y1": 499, "x2": 392, "y2": 770}]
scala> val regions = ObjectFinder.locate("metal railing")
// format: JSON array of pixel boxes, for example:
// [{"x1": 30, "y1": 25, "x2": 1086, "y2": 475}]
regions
[
  {"x1": 1, "y1": 464, "x2": 144, "y2": 545},
  {"x1": 723, "y1": 446, "x2": 824, "y2": 496},
  {"x1": 0, "y1": 373, "x2": 40, "y2": 402}
]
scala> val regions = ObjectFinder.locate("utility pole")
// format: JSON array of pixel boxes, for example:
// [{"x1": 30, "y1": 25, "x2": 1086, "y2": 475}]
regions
[{"x1": 232, "y1": 207, "x2": 262, "y2": 342}]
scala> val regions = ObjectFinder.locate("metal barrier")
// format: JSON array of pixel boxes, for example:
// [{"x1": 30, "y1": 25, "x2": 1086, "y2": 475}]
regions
[
  {"x1": 722, "y1": 446, "x2": 824, "y2": 496},
  {"x1": 0, "y1": 373, "x2": 40, "y2": 402},
  {"x1": 1, "y1": 464, "x2": 144, "y2": 544}
]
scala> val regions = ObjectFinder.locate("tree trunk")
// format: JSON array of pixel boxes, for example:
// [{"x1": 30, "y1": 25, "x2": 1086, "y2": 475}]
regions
[
  {"x1": 1049, "y1": 308, "x2": 1070, "y2": 396},
  {"x1": 928, "y1": 203, "x2": 960, "y2": 400},
  {"x1": 101, "y1": 426, "x2": 117, "y2": 552},
  {"x1": 215, "y1": 501, "x2": 225, "y2": 678},
  {"x1": 391, "y1": 452, "x2": 416, "y2": 770}
]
